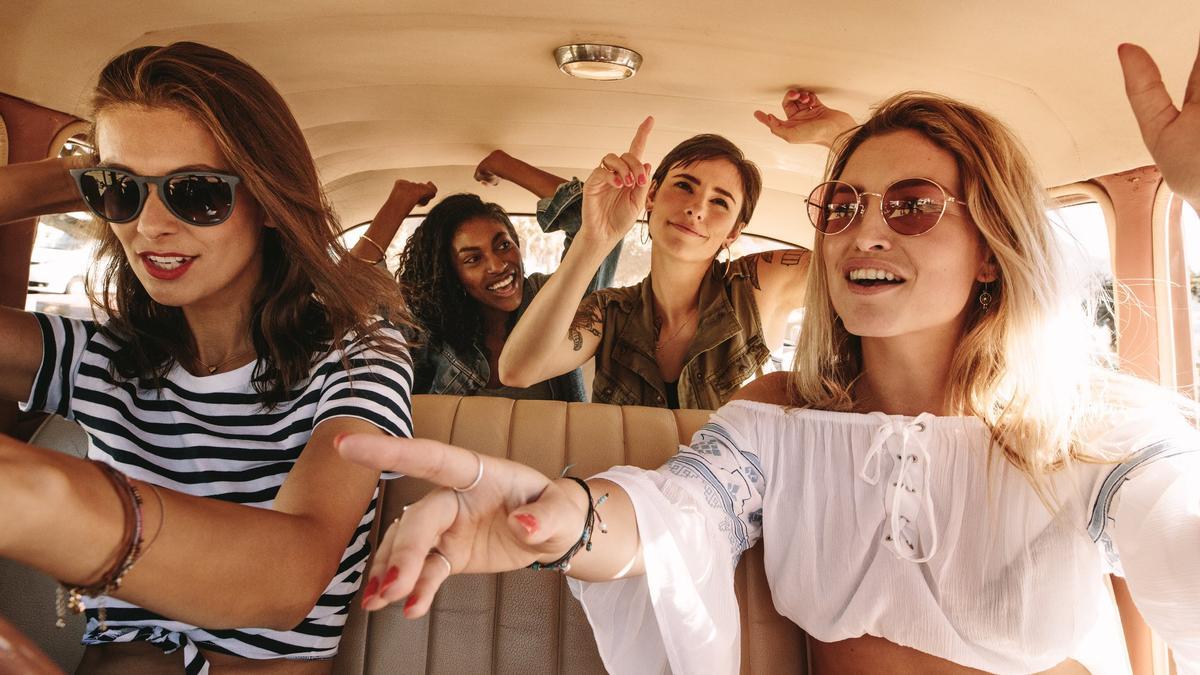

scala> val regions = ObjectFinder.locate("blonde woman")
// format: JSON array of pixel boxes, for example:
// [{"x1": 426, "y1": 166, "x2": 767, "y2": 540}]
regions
[{"x1": 338, "y1": 40, "x2": 1200, "y2": 673}]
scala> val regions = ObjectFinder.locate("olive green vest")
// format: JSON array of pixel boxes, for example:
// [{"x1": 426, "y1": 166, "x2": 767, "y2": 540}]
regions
[{"x1": 590, "y1": 257, "x2": 769, "y2": 409}]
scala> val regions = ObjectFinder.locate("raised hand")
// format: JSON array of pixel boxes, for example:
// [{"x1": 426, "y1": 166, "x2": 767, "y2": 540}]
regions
[
  {"x1": 754, "y1": 89, "x2": 857, "y2": 148},
  {"x1": 474, "y1": 150, "x2": 508, "y2": 187},
  {"x1": 336, "y1": 435, "x2": 588, "y2": 617},
  {"x1": 581, "y1": 116, "x2": 654, "y2": 244},
  {"x1": 389, "y1": 179, "x2": 438, "y2": 207},
  {"x1": 1119, "y1": 37, "x2": 1200, "y2": 208}
]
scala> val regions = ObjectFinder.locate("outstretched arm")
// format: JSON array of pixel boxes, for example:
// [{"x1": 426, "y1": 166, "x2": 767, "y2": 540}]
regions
[
  {"x1": 0, "y1": 156, "x2": 88, "y2": 226},
  {"x1": 754, "y1": 89, "x2": 857, "y2": 148},
  {"x1": 351, "y1": 179, "x2": 437, "y2": 264},
  {"x1": 1118, "y1": 37, "x2": 1200, "y2": 211},
  {"x1": 475, "y1": 149, "x2": 567, "y2": 199},
  {"x1": 0, "y1": 417, "x2": 384, "y2": 630},
  {"x1": 0, "y1": 159, "x2": 93, "y2": 399},
  {"x1": 499, "y1": 117, "x2": 654, "y2": 387},
  {"x1": 337, "y1": 434, "x2": 645, "y2": 618}
]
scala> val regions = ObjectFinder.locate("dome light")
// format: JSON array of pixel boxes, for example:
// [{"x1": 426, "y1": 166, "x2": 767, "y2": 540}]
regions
[{"x1": 554, "y1": 44, "x2": 642, "y2": 81}]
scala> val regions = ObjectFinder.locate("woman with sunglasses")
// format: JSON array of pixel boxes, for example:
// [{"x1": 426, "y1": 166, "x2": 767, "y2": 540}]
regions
[
  {"x1": 0, "y1": 42, "x2": 412, "y2": 673},
  {"x1": 497, "y1": 113, "x2": 848, "y2": 409},
  {"x1": 338, "y1": 39, "x2": 1200, "y2": 673}
]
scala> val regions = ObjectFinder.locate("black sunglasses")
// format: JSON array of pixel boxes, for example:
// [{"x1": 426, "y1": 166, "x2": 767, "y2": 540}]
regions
[{"x1": 70, "y1": 168, "x2": 242, "y2": 226}]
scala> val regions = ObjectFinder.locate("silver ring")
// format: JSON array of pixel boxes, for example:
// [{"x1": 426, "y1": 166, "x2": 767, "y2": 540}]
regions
[
  {"x1": 429, "y1": 549, "x2": 453, "y2": 575},
  {"x1": 454, "y1": 451, "x2": 484, "y2": 493}
]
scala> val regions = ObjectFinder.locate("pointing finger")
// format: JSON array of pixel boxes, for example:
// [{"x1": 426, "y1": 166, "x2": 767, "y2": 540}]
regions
[
  {"x1": 337, "y1": 435, "x2": 483, "y2": 491},
  {"x1": 627, "y1": 116, "x2": 654, "y2": 158}
]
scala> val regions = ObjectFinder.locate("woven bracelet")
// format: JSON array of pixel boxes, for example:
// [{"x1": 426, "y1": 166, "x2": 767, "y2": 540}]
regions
[
  {"x1": 528, "y1": 477, "x2": 608, "y2": 573},
  {"x1": 56, "y1": 462, "x2": 146, "y2": 631}
]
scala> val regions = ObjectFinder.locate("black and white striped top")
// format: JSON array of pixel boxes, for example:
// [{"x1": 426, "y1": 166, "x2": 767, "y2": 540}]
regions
[{"x1": 20, "y1": 312, "x2": 413, "y2": 672}]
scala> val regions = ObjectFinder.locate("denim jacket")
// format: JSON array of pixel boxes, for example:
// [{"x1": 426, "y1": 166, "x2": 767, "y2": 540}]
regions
[{"x1": 411, "y1": 179, "x2": 621, "y2": 400}]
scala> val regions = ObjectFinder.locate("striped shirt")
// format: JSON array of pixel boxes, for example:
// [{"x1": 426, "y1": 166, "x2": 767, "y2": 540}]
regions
[{"x1": 20, "y1": 312, "x2": 413, "y2": 673}]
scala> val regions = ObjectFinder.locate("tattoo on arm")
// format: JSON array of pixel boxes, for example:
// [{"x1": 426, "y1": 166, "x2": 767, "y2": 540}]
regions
[
  {"x1": 779, "y1": 250, "x2": 806, "y2": 267},
  {"x1": 748, "y1": 253, "x2": 764, "y2": 291},
  {"x1": 567, "y1": 298, "x2": 604, "y2": 352}
]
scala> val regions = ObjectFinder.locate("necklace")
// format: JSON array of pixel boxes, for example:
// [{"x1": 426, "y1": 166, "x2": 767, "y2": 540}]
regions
[
  {"x1": 199, "y1": 347, "x2": 256, "y2": 374},
  {"x1": 654, "y1": 310, "x2": 697, "y2": 351}
]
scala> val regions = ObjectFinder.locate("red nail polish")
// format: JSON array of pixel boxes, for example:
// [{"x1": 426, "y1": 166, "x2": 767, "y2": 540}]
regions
[
  {"x1": 404, "y1": 595, "x2": 419, "y2": 612},
  {"x1": 638, "y1": 174, "x2": 647, "y2": 186},
  {"x1": 514, "y1": 513, "x2": 538, "y2": 535},
  {"x1": 613, "y1": 177, "x2": 623, "y2": 187},
  {"x1": 380, "y1": 566, "x2": 399, "y2": 592}
]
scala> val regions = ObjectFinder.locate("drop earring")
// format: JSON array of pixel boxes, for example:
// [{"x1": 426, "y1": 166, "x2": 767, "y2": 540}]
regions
[{"x1": 978, "y1": 285, "x2": 993, "y2": 311}]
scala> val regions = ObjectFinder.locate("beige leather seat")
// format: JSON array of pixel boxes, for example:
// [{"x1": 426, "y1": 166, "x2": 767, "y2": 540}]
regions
[
  {"x1": 0, "y1": 396, "x2": 808, "y2": 673},
  {"x1": 332, "y1": 396, "x2": 808, "y2": 674}
]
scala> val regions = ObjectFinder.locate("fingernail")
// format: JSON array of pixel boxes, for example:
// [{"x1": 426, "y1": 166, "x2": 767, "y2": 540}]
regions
[
  {"x1": 333, "y1": 433, "x2": 346, "y2": 449},
  {"x1": 380, "y1": 566, "x2": 400, "y2": 592},
  {"x1": 514, "y1": 513, "x2": 538, "y2": 535},
  {"x1": 624, "y1": 175, "x2": 634, "y2": 186},
  {"x1": 404, "y1": 595, "x2": 419, "y2": 613},
  {"x1": 638, "y1": 174, "x2": 647, "y2": 186}
]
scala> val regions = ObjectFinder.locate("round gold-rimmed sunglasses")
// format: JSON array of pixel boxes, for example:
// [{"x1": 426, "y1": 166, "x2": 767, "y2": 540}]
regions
[{"x1": 804, "y1": 177, "x2": 967, "y2": 236}]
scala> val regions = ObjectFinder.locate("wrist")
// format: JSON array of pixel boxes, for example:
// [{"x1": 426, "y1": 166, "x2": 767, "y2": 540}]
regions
[{"x1": 533, "y1": 478, "x2": 592, "y2": 564}]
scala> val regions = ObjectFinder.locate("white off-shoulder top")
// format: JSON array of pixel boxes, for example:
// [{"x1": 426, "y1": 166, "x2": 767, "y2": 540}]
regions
[{"x1": 570, "y1": 401, "x2": 1200, "y2": 674}]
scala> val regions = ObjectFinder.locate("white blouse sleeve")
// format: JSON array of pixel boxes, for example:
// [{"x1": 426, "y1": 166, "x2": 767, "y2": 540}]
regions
[
  {"x1": 1105, "y1": 441, "x2": 1200, "y2": 673},
  {"x1": 568, "y1": 404, "x2": 767, "y2": 675}
]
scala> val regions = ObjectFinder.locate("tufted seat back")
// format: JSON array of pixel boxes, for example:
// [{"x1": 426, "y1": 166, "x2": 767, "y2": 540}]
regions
[
  {"x1": 0, "y1": 397, "x2": 808, "y2": 673},
  {"x1": 331, "y1": 395, "x2": 808, "y2": 674}
]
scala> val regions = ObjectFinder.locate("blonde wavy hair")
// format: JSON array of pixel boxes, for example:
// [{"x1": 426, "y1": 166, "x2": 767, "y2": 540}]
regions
[{"x1": 788, "y1": 92, "x2": 1187, "y2": 487}]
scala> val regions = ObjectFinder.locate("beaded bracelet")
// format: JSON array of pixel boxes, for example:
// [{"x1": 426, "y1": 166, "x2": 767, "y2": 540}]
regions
[
  {"x1": 55, "y1": 462, "x2": 146, "y2": 631},
  {"x1": 528, "y1": 477, "x2": 608, "y2": 573}
]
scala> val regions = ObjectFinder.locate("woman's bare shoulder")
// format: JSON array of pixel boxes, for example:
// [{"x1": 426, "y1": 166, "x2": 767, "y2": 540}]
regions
[{"x1": 730, "y1": 371, "x2": 791, "y2": 406}]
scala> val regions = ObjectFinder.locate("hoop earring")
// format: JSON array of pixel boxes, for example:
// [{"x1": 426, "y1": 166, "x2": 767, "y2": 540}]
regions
[
  {"x1": 720, "y1": 242, "x2": 732, "y2": 280},
  {"x1": 640, "y1": 212, "x2": 651, "y2": 245},
  {"x1": 978, "y1": 285, "x2": 993, "y2": 311}
]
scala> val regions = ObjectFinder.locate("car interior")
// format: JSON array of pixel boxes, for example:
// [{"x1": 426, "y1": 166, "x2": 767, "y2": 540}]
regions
[{"x1": 1, "y1": 2, "x2": 1198, "y2": 673}]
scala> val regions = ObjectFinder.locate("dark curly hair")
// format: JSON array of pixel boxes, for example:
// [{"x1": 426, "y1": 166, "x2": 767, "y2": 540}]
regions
[{"x1": 396, "y1": 193, "x2": 520, "y2": 355}]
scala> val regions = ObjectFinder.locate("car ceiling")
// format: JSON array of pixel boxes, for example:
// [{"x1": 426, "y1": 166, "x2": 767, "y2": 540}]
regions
[{"x1": 2, "y1": 1, "x2": 1198, "y2": 248}]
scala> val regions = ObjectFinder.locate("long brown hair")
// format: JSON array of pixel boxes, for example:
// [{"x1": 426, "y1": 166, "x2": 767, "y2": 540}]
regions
[{"x1": 86, "y1": 42, "x2": 409, "y2": 406}]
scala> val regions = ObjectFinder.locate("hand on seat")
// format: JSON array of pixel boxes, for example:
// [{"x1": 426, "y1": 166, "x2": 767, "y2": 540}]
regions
[
  {"x1": 1118, "y1": 36, "x2": 1200, "y2": 209},
  {"x1": 336, "y1": 434, "x2": 588, "y2": 617},
  {"x1": 754, "y1": 89, "x2": 857, "y2": 148}
]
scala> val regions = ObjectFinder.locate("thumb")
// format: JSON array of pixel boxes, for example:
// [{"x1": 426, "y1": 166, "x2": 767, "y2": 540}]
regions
[
  {"x1": 753, "y1": 110, "x2": 778, "y2": 129},
  {"x1": 1118, "y1": 43, "x2": 1178, "y2": 149},
  {"x1": 508, "y1": 481, "x2": 588, "y2": 553}
]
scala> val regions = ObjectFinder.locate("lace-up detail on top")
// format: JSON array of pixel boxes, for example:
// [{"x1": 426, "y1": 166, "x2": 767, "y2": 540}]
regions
[{"x1": 860, "y1": 412, "x2": 939, "y2": 562}]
